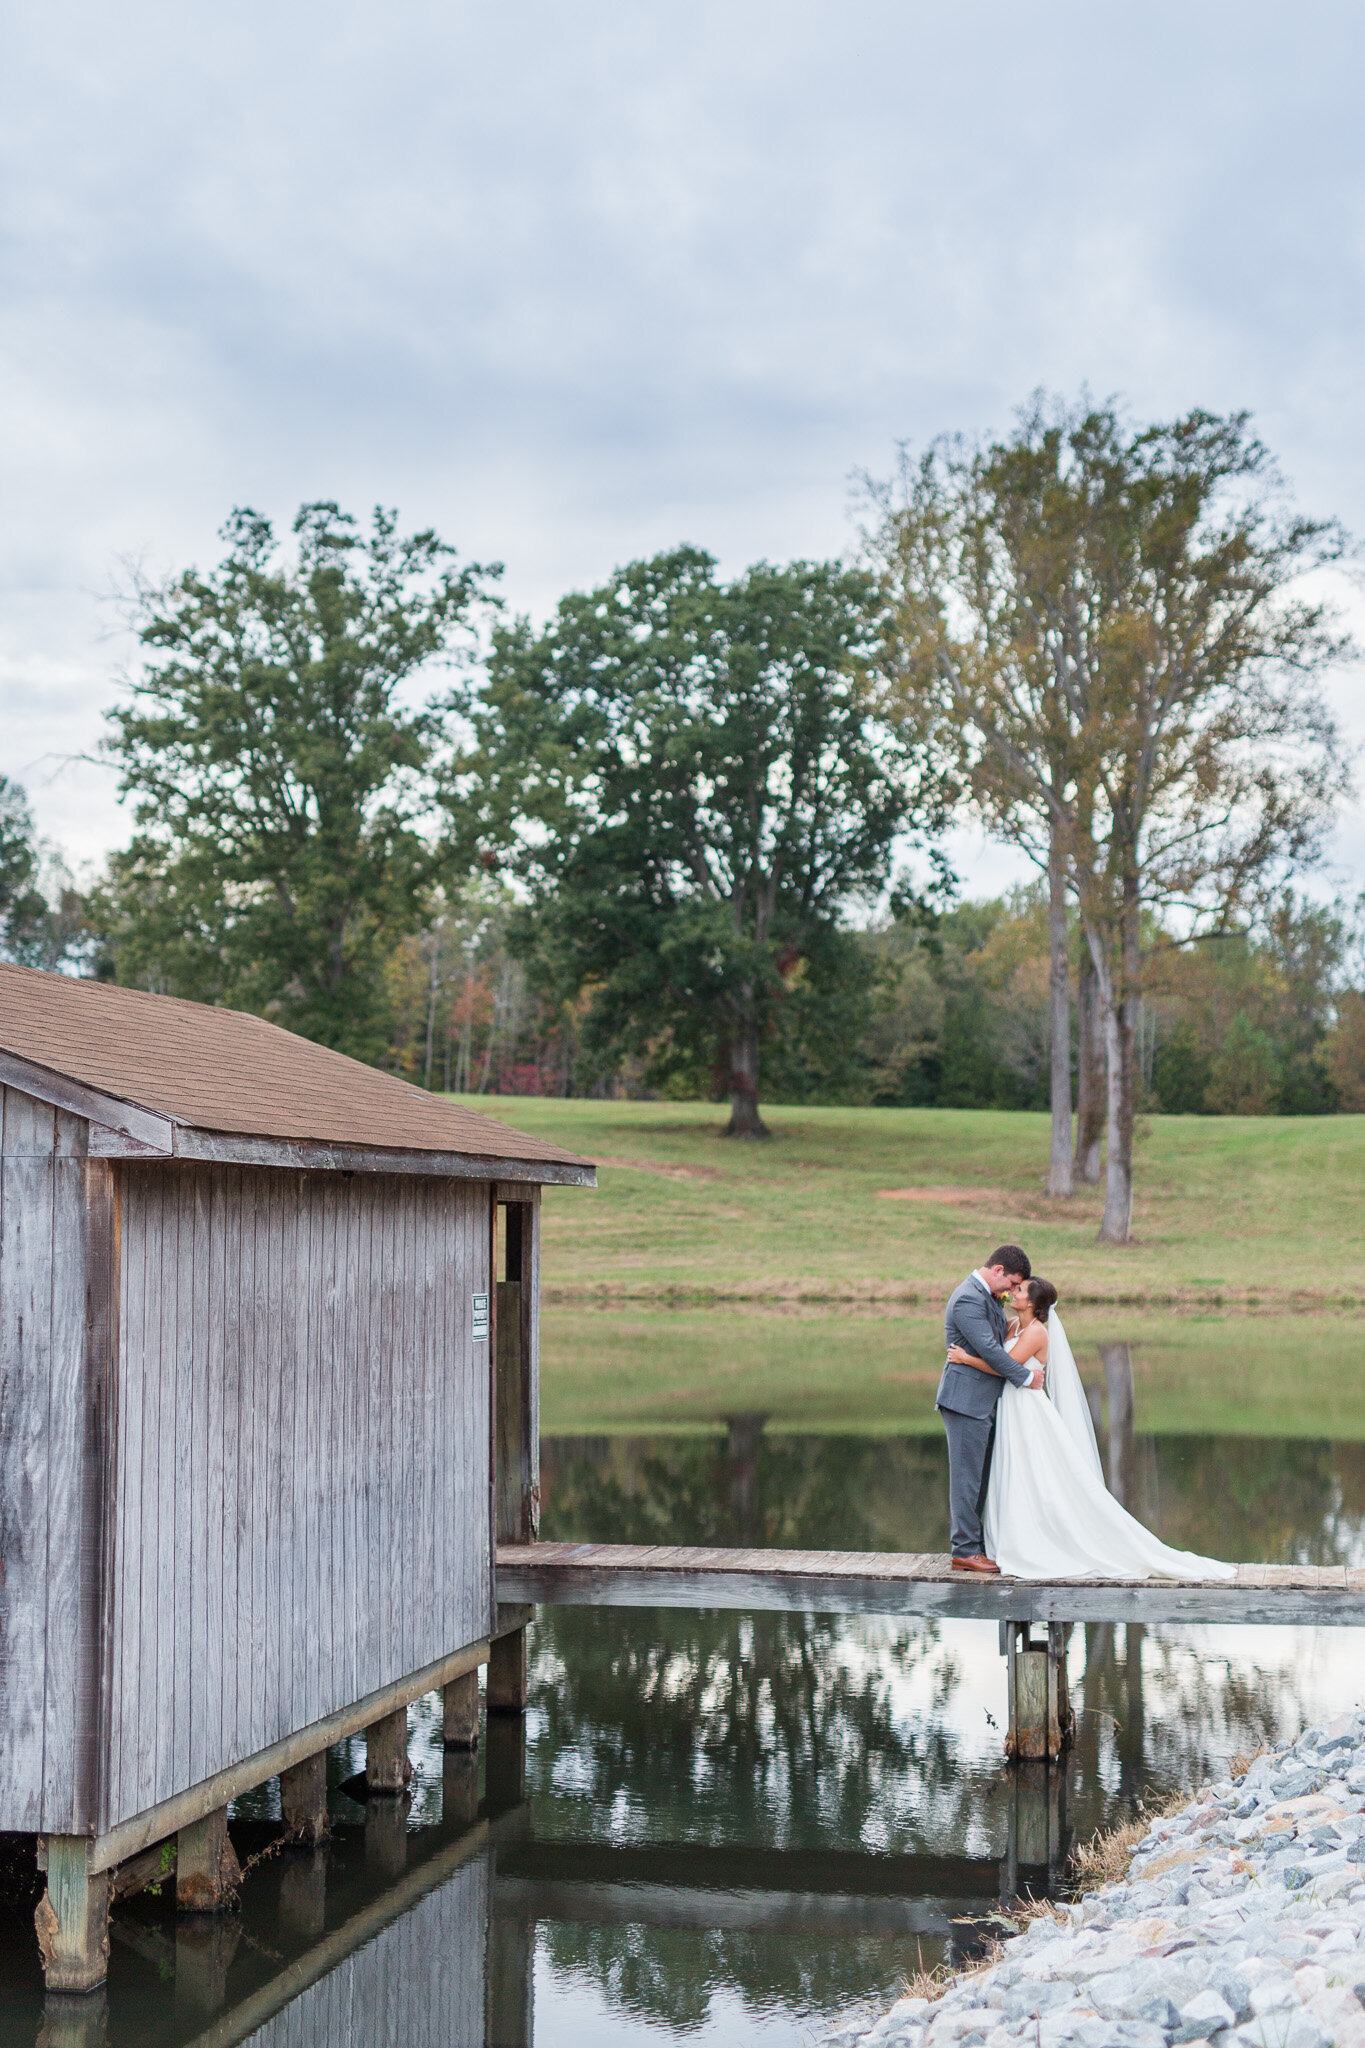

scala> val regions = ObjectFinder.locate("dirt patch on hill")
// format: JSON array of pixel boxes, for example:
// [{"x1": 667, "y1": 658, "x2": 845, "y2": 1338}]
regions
[
  {"x1": 594, "y1": 1155, "x2": 726, "y2": 1183},
  {"x1": 877, "y1": 1186, "x2": 1007, "y2": 1205}
]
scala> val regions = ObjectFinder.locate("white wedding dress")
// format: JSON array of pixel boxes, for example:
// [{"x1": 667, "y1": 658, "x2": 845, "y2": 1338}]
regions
[{"x1": 982, "y1": 1313, "x2": 1235, "y2": 1582}]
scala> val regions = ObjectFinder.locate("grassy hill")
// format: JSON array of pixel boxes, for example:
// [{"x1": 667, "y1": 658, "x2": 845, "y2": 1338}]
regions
[
  {"x1": 455, "y1": 1098, "x2": 1365, "y2": 1434},
  {"x1": 460, "y1": 1097, "x2": 1365, "y2": 1307}
]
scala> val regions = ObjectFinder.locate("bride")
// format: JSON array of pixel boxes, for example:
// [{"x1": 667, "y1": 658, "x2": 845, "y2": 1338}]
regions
[{"x1": 947, "y1": 1279, "x2": 1234, "y2": 1582}]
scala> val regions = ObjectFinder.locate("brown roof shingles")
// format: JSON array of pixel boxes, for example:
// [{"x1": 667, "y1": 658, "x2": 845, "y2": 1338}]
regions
[{"x1": 0, "y1": 963, "x2": 592, "y2": 1169}]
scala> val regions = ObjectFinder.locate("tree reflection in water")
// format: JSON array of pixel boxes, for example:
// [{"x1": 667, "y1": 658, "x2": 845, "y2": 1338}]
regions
[
  {"x1": 541, "y1": 1411, "x2": 1365, "y2": 1568},
  {"x1": 519, "y1": 1418, "x2": 1365, "y2": 2037}
]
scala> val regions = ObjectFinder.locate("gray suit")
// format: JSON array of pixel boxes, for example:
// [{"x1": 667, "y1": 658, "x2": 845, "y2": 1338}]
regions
[{"x1": 936, "y1": 1274, "x2": 1034, "y2": 1559}]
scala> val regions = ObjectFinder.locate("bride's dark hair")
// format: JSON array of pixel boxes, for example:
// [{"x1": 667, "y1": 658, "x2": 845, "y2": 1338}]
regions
[{"x1": 1026, "y1": 1277, "x2": 1058, "y2": 1322}]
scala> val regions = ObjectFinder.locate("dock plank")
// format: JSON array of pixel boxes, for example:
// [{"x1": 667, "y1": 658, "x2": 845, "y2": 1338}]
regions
[{"x1": 496, "y1": 1542, "x2": 1365, "y2": 1629}]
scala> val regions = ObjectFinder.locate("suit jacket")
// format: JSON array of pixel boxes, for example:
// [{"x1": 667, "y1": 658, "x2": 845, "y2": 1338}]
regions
[{"x1": 935, "y1": 1275, "x2": 1034, "y2": 1419}]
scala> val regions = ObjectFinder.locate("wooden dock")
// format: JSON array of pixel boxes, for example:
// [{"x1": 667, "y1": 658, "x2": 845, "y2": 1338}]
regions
[{"x1": 497, "y1": 1543, "x2": 1365, "y2": 1628}]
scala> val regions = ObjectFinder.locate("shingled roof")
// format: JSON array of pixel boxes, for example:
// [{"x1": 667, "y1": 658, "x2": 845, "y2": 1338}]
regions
[{"x1": 0, "y1": 963, "x2": 593, "y2": 1177}]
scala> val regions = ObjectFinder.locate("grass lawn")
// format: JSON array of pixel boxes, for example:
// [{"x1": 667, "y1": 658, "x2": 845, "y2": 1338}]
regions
[
  {"x1": 453, "y1": 1096, "x2": 1364, "y2": 1435},
  {"x1": 458, "y1": 1096, "x2": 1365, "y2": 1307}
]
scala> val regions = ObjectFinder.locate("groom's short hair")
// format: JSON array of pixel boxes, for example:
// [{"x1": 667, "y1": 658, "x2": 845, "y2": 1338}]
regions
[{"x1": 988, "y1": 1244, "x2": 1031, "y2": 1279}]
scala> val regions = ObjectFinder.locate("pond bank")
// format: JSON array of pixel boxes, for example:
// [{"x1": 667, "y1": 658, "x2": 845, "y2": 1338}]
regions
[{"x1": 818, "y1": 1711, "x2": 1365, "y2": 2048}]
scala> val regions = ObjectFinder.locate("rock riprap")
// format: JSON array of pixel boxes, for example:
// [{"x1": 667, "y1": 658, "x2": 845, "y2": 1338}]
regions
[{"x1": 819, "y1": 1711, "x2": 1365, "y2": 2048}]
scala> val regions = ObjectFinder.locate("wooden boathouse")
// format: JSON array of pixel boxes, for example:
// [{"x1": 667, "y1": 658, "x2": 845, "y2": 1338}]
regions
[{"x1": 0, "y1": 962, "x2": 593, "y2": 1994}]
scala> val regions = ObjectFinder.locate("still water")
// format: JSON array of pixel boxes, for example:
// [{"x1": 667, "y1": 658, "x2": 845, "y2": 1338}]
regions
[{"x1": 4, "y1": 1371, "x2": 1365, "y2": 2044}]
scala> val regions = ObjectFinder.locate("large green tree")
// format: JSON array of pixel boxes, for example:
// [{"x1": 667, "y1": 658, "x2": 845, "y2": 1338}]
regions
[
  {"x1": 866, "y1": 400, "x2": 1349, "y2": 1240},
  {"x1": 101, "y1": 503, "x2": 497, "y2": 1059},
  {"x1": 457, "y1": 547, "x2": 930, "y2": 1134}
]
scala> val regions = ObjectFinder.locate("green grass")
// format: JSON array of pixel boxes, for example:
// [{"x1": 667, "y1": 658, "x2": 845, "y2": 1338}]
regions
[
  {"x1": 459, "y1": 1096, "x2": 1365, "y2": 1306},
  {"x1": 452, "y1": 1096, "x2": 1365, "y2": 1435}
]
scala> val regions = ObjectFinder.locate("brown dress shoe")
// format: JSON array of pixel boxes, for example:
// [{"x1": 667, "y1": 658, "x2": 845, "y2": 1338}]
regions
[{"x1": 950, "y1": 1554, "x2": 1001, "y2": 1574}]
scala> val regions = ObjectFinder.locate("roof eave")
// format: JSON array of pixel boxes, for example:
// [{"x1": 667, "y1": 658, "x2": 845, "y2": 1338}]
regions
[
  {"x1": 0, "y1": 1046, "x2": 175, "y2": 1152},
  {"x1": 99, "y1": 1124, "x2": 597, "y2": 1185},
  {"x1": 0, "y1": 1041, "x2": 597, "y2": 1183}
]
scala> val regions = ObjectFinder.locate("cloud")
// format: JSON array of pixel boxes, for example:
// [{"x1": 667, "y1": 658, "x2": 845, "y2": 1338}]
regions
[{"x1": 3, "y1": 0, "x2": 1364, "y2": 875}]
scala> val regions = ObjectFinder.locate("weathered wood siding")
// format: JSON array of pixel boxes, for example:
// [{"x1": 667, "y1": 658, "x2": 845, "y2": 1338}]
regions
[
  {"x1": 105, "y1": 1165, "x2": 491, "y2": 1832},
  {"x1": 223, "y1": 1857, "x2": 489, "y2": 2048},
  {"x1": 0, "y1": 1087, "x2": 94, "y2": 1834}
]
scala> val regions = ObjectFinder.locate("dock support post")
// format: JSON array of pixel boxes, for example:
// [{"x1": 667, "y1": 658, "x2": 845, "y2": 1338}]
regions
[
  {"x1": 280, "y1": 1750, "x2": 331, "y2": 1844},
  {"x1": 35, "y1": 1839, "x2": 110, "y2": 1994},
  {"x1": 176, "y1": 1808, "x2": 242, "y2": 1913},
  {"x1": 1002, "y1": 1622, "x2": 1072, "y2": 1760},
  {"x1": 443, "y1": 1668, "x2": 481, "y2": 1748},
  {"x1": 365, "y1": 1706, "x2": 412, "y2": 1793},
  {"x1": 488, "y1": 1629, "x2": 528, "y2": 1716}
]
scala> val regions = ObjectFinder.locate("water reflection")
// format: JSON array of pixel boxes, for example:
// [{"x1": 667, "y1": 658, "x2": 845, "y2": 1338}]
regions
[
  {"x1": 2, "y1": 1403, "x2": 1363, "y2": 2046},
  {"x1": 539, "y1": 1401, "x2": 1365, "y2": 1566}
]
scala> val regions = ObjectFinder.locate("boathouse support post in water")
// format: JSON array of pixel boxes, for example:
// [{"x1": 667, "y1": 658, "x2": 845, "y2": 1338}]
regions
[
  {"x1": 1003, "y1": 1621, "x2": 1072, "y2": 1761},
  {"x1": 491, "y1": 1187, "x2": 540, "y2": 1716},
  {"x1": 0, "y1": 962, "x2": 595, "y2": 1993}
]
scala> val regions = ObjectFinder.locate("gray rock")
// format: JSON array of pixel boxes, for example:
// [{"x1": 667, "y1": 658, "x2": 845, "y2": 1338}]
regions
[
  {"x1": 1001, "y1": 1982, "x2": 1078, "y2": 2021},
  {"x1": 815, "y1": 1714, "x2": 1365, "y2": 2048},
  {"x1": 1173, "y1": 1987, "x2": 1237, "y2": 2040},
  {"x1": 1206, "y1": 1970, "x2": 1252, "y2": 2021}
]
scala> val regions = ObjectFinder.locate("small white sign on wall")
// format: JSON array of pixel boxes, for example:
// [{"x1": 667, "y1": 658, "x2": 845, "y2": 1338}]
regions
[{"x1": 471, "y1": 1292, "x2": 490, "y2": 1342}]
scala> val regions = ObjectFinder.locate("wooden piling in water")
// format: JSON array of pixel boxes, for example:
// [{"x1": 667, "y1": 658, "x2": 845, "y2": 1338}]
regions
[
  {"x1": 443, "y1": 1669, "x2": 480, "y2": 1749},
  {"x1": 1003, "y1": 1622, "x2": 1071, "y2": 1761},
  {"x1": 487, "y1": 1630, "x2": 529, "y2": 1716},
  {"x1": 280, "y1": 1751, "x2": 330, "y2": 1845},
  {"x1": 365, "y1": 1708, "x2": 412, "y2": 1795},
  {"x1": 34, "y1": 1841, "x2": 110, "y2": 1996},
  {"x1": 176, "y1": 1808, "x2": 241, "y2": 1914}
]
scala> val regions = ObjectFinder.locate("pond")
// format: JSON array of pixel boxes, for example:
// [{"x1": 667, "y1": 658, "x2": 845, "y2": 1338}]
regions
[{"x1": 3, "y1": 1352, "x2": 1364, "y2": 2045}]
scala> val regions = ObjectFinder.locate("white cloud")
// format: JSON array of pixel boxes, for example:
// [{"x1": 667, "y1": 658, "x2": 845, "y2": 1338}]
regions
[{"x1": 4, "y1": 0, "x2": 1364, "y2": 881}]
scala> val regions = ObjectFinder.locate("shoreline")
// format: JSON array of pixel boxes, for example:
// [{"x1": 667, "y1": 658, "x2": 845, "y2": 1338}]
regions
[
  {"x1": 818, "y1": 1712, "x2": 1365, "y2": 2048},
  {"x1": 543, "y1": 1287, "x2": 1365, "y2": 1314}
]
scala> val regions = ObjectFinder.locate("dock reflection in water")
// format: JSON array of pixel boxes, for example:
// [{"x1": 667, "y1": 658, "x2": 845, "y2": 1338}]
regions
[{"x1": 5, "y1": 1388, "x2": 1365, "y2": 2043}]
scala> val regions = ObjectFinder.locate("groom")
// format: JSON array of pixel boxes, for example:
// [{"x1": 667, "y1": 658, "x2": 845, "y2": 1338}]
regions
[{"x1": 937, "y1": 1244, "x2": 1044, "y2": 1575}]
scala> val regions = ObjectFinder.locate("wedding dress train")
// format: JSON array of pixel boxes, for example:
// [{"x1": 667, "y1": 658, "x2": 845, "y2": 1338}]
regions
[{"x1": 982, "y1": 1314, "x2": 1235, "y2": 1582}]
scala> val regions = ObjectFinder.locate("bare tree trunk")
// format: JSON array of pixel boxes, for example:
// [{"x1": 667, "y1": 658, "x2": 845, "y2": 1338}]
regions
[
  {"x1": 1047, "y1": 832, "x2": 1073, "y2": 1196},
  {"x1": 724, "y1": 1009, "x2": 769, "y2": 1137},
  {"x1": 1089, "y1": 896, "x2": 1138, "y2": 1244},
  {"x1": 1074, "y1": 947, "x2": 1104, "y2": 1184}
]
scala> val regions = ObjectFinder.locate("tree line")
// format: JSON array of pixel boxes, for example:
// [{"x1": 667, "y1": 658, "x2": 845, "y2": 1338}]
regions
[{"x1": 2, "y1": 396, "x2": 1358, "y2": 1243}]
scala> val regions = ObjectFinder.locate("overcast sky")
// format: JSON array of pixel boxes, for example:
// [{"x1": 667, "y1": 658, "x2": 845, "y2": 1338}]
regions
[{"x1": 4, "y1": 0, "x2": 1364, "y2": 898}]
